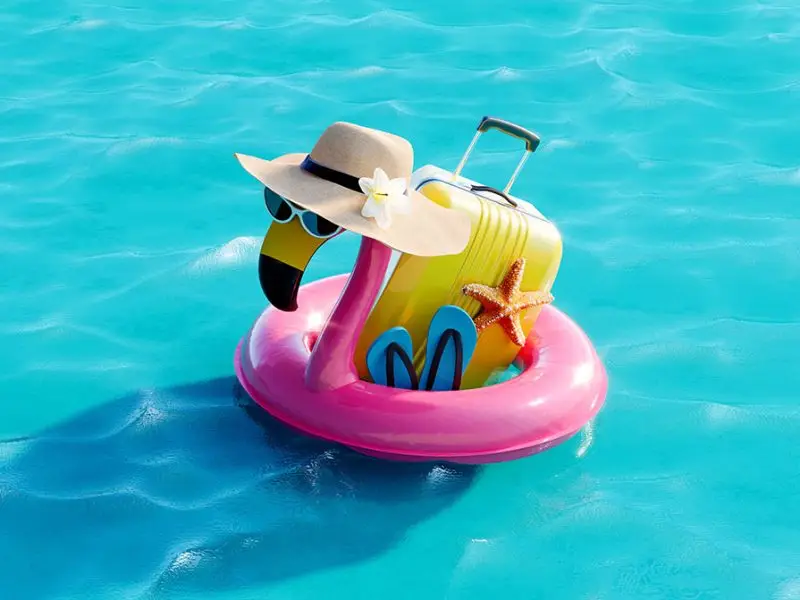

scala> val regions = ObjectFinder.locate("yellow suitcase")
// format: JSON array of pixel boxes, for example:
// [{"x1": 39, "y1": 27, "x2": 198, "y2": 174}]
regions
[{"x1": 354, "y1": 117, "x2": 563, "y2": 389}]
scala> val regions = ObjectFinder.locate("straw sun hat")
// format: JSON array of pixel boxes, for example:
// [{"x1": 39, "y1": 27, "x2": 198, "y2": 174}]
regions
[{"x1": 234, "y1": 121, "x2": 472, "y2": 257}]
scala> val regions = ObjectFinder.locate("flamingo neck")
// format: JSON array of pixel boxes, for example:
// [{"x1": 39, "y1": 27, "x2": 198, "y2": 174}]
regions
[{"x1": 305, "y1": 236, "x2": 392, "y2": 392}]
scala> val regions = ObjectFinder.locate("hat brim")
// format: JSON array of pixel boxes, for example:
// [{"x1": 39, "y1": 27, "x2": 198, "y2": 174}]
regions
[{"x1": 234, "y1": 152, "x2": 471, "y2": 257}]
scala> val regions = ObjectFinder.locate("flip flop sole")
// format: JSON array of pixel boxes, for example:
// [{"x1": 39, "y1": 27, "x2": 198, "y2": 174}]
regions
[
  {"x1": 419, "y1": 305, "x2": 478, "y2": 392},
  {"x1": 366, "y1": 326, "x2": 418, "y2": 390}
]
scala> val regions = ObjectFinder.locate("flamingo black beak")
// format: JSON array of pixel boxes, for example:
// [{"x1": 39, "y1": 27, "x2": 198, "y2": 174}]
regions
[{"x1": 257, "y1": 218, "x2": 328, "y2": 312}]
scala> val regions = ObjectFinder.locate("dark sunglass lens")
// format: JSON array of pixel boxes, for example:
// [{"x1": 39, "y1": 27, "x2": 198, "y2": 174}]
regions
[
  {"x1": 302, "y1": 212, "x2": 341, "y2": 238},
  {"x1": 315, "y1": 217, "x2": 342, "y2": 237},
  {"x1": 263, "y1": 188, "x2": 292, "y2": 221}
]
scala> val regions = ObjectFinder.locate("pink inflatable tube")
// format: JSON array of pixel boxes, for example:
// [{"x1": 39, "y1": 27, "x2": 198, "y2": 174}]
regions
[{"x1": 234, "y1": 237, "x2": 607, "y2": 464}]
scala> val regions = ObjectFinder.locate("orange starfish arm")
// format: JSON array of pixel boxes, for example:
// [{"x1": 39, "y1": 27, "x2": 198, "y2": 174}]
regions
[
  {"x1": 499, "y1": 258, "x2": 526, "y2": 302},
  {"x1": 515, "y1": 291, "x2": 554, "y2": 311},
  {"x1": 473, "y1": 310, "x2": 501, "y2": 331},
  {"x1": 502, "y1": 315, "x2": 527, "y2": 347},
  {"x1": 462, "y1": 283, "x2": 506, "y2": 308}
]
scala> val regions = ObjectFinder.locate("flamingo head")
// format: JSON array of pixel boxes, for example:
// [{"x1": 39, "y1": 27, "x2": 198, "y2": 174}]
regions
[{"x1": 259, "y1": 186, "x2": 343, "y2": 311}]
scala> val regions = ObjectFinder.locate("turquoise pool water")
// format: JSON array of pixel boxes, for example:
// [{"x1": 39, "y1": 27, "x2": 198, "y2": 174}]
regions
[{"x1": 1, "y1": 0, "x2": 798, "y2": 598}]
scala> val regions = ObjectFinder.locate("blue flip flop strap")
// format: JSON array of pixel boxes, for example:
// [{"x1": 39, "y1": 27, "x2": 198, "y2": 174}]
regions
[
  {"x1": 424, "y1": 329, "x2": 463, "y2": 391},
  {"x1": 386, "y1": 342, "x2": 420, "y2": 390}
]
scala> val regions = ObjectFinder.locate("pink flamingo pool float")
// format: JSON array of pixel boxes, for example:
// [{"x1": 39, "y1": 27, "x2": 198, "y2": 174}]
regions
[
  {"x1": 235, "y1": 236, "x2": 607, "y2": 464},
  {"x1": 232, "y1": 119, "x2": 608, "y2": 464}
]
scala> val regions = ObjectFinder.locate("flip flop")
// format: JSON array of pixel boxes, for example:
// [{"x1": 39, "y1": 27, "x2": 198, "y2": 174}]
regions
[
  {"x1": 419, "y1": 305, "x2": 478, "y2": 392},
  {"x1": 366, "y1": 326, "x2": 419, "y2": 390}
]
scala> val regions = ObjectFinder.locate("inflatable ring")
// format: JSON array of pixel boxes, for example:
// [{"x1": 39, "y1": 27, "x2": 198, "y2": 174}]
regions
[{"x1": 234, "y1": 239, "x2": 607, "y2": 464}]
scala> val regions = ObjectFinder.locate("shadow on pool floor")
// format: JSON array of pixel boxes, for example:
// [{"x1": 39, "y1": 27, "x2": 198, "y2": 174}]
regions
[{"x1": 0, "y1": 377, "x2": 479, "y2": 598}]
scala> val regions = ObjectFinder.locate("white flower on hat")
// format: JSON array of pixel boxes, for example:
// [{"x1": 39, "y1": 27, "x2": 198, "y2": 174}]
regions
[{"x1": 358, "y1": 167, "x2": 411, "y2": 229}]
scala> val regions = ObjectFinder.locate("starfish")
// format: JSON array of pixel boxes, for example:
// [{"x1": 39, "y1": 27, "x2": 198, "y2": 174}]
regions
[{"x1": 461, "y1": 257, "x2": 554, "y2": 346}]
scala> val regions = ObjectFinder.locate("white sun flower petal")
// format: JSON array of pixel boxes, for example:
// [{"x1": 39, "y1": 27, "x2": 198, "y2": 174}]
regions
[
  {"x1": 387, "y1": 190, "x2": 411, "y2": 214},
  {"x1": 372, "y1": 167, "x2": 390, "y2": 189},
  {"x1": 361, "y1": 196, "x2": 382, "y2": 218},
  {"x1": 358, "y1": 176, "x2": 374, "y2": 195},
  {"x1": 357, "y1": 167, "x2": 411, "y2": 229},
  {"x1": 386, "y1": 177, "x2": 407, "y2": 196},
  {"x1": 374, "y1": 206, "x2": 392, "y2": 229}
]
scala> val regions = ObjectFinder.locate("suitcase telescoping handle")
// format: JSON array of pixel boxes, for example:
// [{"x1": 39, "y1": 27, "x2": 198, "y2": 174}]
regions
[
  {"x1": 477, "y1": 116, "x2": 541, "y2": 152},
  {"x1": 453, "y1": 116, "x2": 541, "y2": 197}
]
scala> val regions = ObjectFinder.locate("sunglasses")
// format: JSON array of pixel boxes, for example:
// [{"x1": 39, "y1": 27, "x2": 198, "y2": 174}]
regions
[{"x1": 263, "y1": 187, "x2": 343, "y2": 239}]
